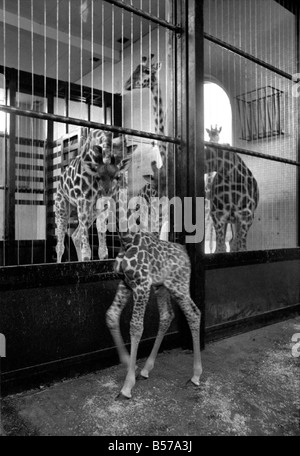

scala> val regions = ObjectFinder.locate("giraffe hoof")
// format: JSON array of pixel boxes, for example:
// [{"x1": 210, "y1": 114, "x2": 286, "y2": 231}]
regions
[
  {"x1": 136, "y1": 373, "x2": 148, "y2": 381},
  {"x1": 185, "y1": 379, "x2": 200, "y2": 388},
  {"x1": 115, "y1": 392, "x2": 131, "y2": 401}
]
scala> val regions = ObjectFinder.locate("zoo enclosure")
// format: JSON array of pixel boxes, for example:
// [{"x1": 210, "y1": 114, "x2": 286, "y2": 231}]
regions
[{"x1": 0, "y1": 0, "x2": 299, "y2": 392}]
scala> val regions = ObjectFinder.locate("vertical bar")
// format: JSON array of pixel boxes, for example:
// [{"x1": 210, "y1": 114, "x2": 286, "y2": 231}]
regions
[
  {"x1": 170, "y1": 0, "x2": 178, "y2": 229},
  {"x1": 296, "y1": 2, "x2": 300, "y2": 247},
  {"x1": 179, "y1": 0, "x2": 205, "y2": 349},
  {"x1": 90, "y1": 0, "x2": 94, "y2": 124},
  {"x1": 102, "y1": 1, "x2": 105, "y2": 124},
  {"x1": 43, "y1": 0, "x2": 47, "y2": 263},
  {"x1": 16, "y1": 0, "x2": 20, "y2": 263},
  {"x1": 264, "y1": 86, "x2": 267, "y2": 138},
  {"x1": 30, "y1": 0, "x2": 34, "y2": 264},
  {"x1": 277, "y1": 91, "x2": 281, "y2": 135},
  {"x1": 111, "y1": 3, "x2": 115, "y2": 127},
  {"x1": 56, "y1": 0, "x2": 60, "y2": 130},
  {"x1": 6, "y1": 72, "x2": 16, "y2": 248}
]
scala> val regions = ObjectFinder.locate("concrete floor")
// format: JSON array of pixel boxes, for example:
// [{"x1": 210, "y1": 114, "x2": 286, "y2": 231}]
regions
[{"x1": 1, "y1": 317, "x2": 299, "y2": 436}]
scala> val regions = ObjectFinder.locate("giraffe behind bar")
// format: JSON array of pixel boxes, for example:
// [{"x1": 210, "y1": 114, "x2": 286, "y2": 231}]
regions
[
  {"x1": 54, "y1": 129, "x2": 124, "y2": 262},
  {"x1": 205, "y1": 127, "x2": 259, "y2": 252}
]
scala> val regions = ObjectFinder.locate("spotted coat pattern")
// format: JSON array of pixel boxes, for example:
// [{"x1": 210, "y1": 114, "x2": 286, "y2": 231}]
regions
[
  {"x1": 54, "y1": 129, "x2": 117, "y2": 262},
  {"x1": 205, "y1": 139, "x2": 259, "y2": 252}
]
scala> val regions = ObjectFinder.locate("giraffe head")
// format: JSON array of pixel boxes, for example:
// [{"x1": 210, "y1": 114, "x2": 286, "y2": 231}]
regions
[
  {"x1": 206, "y1": 125, "x2": 222, "y2": 143},
  {"x1": 124, "y1": 54, "x2": 162, "y2": 91},
  {"x1": 80, "y1": 145, "x2": 118, "y2": 195},
  {"x1": 95, "y1": 142, "x2": 136, "y2": 235},
  {"x1": 92, "y1": 141, "x2": 137, "y2": 197}
]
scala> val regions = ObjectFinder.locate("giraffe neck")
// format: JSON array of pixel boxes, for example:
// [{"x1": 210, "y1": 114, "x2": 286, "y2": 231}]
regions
[
  {"x1": 151, "y1": 82, "x2": 166, "y2": 160},
  {"x1": 80, "y1": 130, "x2": 112, "y2": 163},
  {"x1": 81, "y1": 131, "x2": 96, "y2": 157},
  {"x1": 113, "y1": 185, "x2": 140, "y2": 250}
]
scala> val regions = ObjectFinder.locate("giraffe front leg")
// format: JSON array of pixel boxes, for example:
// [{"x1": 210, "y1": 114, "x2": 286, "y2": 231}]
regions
[
  {"x1": 96, "y1": 198, "x2": 109, "y2": 260},
  {"x1": 77, "y1": 200, "x2": 92, "y2": 261},
  {"x1": 140, "y1": 286, "x2": 174, "y2": 379},
  {"x1": 54, "y1": 194, "x2": 68, "y2": 263},
  {"x1": 118, "y1": 283, "x2": 151, "y2": 399},
  {"x1": 98, "y1": 233, "x2": 108, "y2": 260},
  {"x1": 56, "y1": 223, "x2": 66, "y2": 263},
  {"x1": 71, "y1": 226, "x2": 83, "y2": 262},
  {"x1": 81, "y1": 230, "x2": 91, "y2": 261},
  {"x1": 106, "y1": 281, "x2": 132, "y2": 368}
]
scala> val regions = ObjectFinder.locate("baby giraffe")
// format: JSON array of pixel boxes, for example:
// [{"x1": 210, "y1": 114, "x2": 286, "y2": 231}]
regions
[{"x1": 104, "y1": 147, "x2": 202, "y2": 400}]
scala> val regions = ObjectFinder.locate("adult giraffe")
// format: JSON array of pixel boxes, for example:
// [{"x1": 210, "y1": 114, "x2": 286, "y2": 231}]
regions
[
  {"x1": 55, "y1": 130, "x2": 124, "y2": 262},
  {"x1": 205, "y1": 127, "x2": 259, "y2": 252}
]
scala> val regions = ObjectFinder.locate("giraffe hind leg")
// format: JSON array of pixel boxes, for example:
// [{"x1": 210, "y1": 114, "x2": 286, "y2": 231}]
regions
[
  {"x1": 214, "y1": 222, "x2": 227, "y2": 253},
  {"x1": 232, "y1": 216, "x2": 252, "y2": 252},
  {"x1": 139, "y1": 286, "x2": 174, "y2": 379},
  {"x1": 71, "y1": 225, "x2": 83, "y2": 262},
  {"x1": 165, "y1": 280, "x2": 202, "y2": 386}
]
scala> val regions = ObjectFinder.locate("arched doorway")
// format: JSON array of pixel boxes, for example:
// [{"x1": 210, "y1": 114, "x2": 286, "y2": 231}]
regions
[
  {"x1": 204, "y1": 81, "x2": 232, "y2": 144},
  {"x1": 204, "y1": 82, "x2": 232, "y2": 253}
]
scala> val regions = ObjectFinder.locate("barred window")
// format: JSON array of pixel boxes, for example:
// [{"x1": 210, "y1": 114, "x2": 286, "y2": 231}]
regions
[{"x1": 236, "y1": 86, "x2": 284, "y2": 141}]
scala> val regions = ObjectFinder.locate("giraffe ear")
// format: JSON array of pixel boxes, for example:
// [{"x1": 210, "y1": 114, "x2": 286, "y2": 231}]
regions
[
  {"x1": 206, "y1": 128, "x2": 210, "y2": 134},
  {"x1": 219, "y1": 127, "x2": 222, "y2": 132},
  {"x1": 142, "y1": 174, "x2": 154, "y2": 184},
  {"x1": 151, "y1": 161, "x2": 159, "y2": 172}
]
